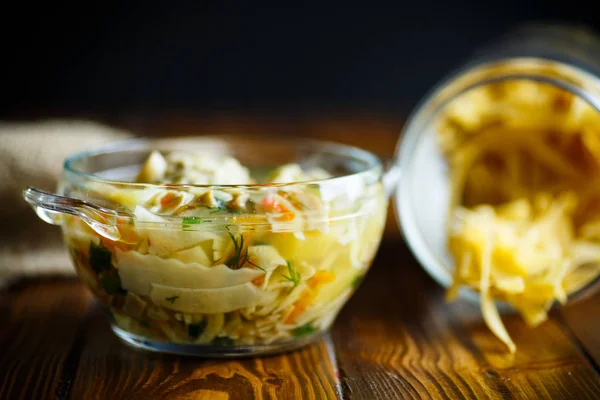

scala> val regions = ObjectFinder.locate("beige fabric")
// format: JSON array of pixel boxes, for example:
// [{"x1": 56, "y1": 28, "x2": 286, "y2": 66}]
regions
[{"x1": 0, "y1": 120, "x2": 132, "y2": 288}]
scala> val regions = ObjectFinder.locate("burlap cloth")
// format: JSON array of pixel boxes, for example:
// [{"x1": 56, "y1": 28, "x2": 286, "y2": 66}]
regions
[{"x1": 0, "y1": 120, "x2": 132, "y2": 289}]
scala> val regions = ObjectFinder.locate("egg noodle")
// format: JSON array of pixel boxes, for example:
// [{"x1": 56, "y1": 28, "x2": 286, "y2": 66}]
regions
[{"x1": 439, "y1": 80, "x2": 600, "y2": 352}]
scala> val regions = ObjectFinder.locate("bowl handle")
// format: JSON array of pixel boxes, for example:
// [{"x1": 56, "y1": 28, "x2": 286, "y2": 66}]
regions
[
  {"x1": 23, "y1": 187, "x2": 129, "y2": 241},
  {"x1": 382, "y1": 159, "x2": 401, "y2": 198}
]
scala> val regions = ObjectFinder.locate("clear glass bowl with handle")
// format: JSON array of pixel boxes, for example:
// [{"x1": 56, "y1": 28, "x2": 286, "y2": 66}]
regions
[{"x1": 24, "y1": 136, "x2": 396, "y2": 357}]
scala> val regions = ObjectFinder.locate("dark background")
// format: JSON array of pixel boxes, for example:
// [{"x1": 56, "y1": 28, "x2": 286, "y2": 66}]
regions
[{"x1": 2, "y1": 1, "x2": 600, "y2": 119}]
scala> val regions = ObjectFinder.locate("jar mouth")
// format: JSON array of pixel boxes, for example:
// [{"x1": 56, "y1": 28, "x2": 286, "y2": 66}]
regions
[{"x1": 63, "y1": 135, "x2": 384, "y2": 190}]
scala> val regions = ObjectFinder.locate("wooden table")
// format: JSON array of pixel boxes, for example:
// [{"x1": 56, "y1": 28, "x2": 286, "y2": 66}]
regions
[
  {"x1": 1, "y1": 115, "x2": 600, "y2": 399},
  {"x1": 1, "y1": 239, "x2": 600, "y2": 399}
]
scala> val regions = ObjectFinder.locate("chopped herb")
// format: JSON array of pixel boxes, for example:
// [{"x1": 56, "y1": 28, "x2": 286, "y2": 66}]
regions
[
  {"x1": 293, "y1": 323, "x2": 316, "y2": 337},
  {"x1": 182, "y1": 216, "x2": 201, "y2": 231},
  {"x1": 352, "y1": 274, "x2": 365, "y2": 290},
  {"x1": 183, "y1": 216, "x2": 201, "y2": 225},
  {"x1": 252, "y1": 240, "x2": 269, "y2": 246},
  {"x1": 282, "y1": 260, "x2": 301, "y2": 287},
  {"x1": 188, "y1": 320, "x2": 207, "y2": 339},
  {"x1": 140, "y1": 320, "x2": 151, "y2": 329},
  {"x1": 89, "y1": 241, "x2": 112, "y2": 273},
  {"x1": 101, "y1": 274, "x2": 125, "y2": 295},
  {"x1": 212, "y1": 336, "x2": 234, "y2": 347},
  {"x1": 226, "y1": 231, "x2": 248, "y2": 270},
  {"x1": 165, "y1": 296, "x2": 179, "y2": 304},
  {"x1": 247, "y1": 259, "x2": 266, "y2": 272}
]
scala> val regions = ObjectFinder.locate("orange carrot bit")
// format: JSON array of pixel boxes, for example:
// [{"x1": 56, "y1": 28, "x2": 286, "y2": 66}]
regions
[
  {"x1": 284, "y1": 290, "x2": 315, "y2": 324},
  {"x1": 160, "y1": 192, "x2": 180, "y2": 208},
  {"x1": 275, "y1": 213, "x2": 296, "y2": 222},
  {"x1": 308, "y1": 271, "x2": 336, "y2": 289},
  {"x1": 261, "y1": 196, "x2": 288, "y2": 213},
  {"x1": 252, "y1": 276, "x2": 265, "y2": 286}
]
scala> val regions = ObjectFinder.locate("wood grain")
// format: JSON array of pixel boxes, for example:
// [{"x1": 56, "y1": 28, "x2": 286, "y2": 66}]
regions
[
  {"x1": 1, "y1": 241, "x2": 599, "y2": 399},
  {"x1": 331, "y1": 241, "x2": 600, "y2": 400},
  {"x1": 67, "y1": 306, "x2": 340, "y2": 399},
  {"x1": 0, "y1": 279, "x2": 92, "y2": 400}
]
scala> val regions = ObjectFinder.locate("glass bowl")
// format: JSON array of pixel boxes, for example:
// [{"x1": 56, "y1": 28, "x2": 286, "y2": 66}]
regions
[{"x1": 24, "y1": 136, "x2": 392, "y2": 357}]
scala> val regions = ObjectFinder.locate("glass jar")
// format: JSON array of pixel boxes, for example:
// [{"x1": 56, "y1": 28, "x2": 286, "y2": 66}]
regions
[{"x1": 395, "y1": 23, "x2": 600, "y2": 304}]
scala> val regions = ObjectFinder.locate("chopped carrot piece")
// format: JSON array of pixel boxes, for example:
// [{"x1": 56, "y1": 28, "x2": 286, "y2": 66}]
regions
[
  {"x1": 284, "y1": 290, "x2": 314, "y2": 324},
  {"x1": 160, "y1": 192, "x2": 180, "y2": 208},
  {"x1": 284, "y1": 272, "x2": 337, "y2": 324},
  {"x1": 261, "y1": 196, "x2": 288, "y2": 213},
  {"x1": 252, "y1": 276, "x2": 265, "y2": 285},
  {"x1": 308, "y1": 271, "x2": 336, "y2": 289},
  {"x1": 275, "y1": 213, "x2": 295, "y2": 222}
]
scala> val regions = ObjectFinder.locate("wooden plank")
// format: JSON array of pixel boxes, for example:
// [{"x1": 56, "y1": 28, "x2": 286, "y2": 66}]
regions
[
  {"x1": 559, "y1": 290, "x2": 600, "y2": 369},
  {"x1": 1, "y1": 244, "x2": 599, "y2": 399},
  {"x1": 331, "y1": 241, "x2": 600, "y2": 399},
  {"x1": 68, "y1": 305, "x2": 341, "y2": 400},
  {"x1": 0, "y1": 279, "x2": 92, "y2": 400}
]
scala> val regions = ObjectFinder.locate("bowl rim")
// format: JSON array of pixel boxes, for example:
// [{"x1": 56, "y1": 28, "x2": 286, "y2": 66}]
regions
[{"x1": 63, "y1": 135, "x2": 384, "y2": 189}]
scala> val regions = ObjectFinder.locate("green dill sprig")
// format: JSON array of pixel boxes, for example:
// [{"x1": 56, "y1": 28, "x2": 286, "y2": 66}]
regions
[
  {"x1": 282, "y1": 260, "x2": 301, "y2": 287},
  {"x1": 182, "y1": 216, "x2": 201, "y2": 231},
  {"x1": 293, "y1": 323, "x2": 316, "y2": 337},
  {"x1": 226, "y1": 231, "x2": 248, "y2": 269},
  {"x1": 246, "y1": 258, "x2": 265, "y2": 272}
]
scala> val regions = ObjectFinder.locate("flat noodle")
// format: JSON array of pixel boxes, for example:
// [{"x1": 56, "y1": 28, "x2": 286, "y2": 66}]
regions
[
  {"x1": 446, "y1": 251, "x2": 471, "y2": 301},
  {"x1": 552, "y1": 260, "x2": 571, "y2": 305},
  {"x1": 197, "y1": 313, "x2": 225, "y2": 344},
  {"x1": 479, "y1": 231, "x2": 516, "y2": 353},
  {"x1": 523, "y1": 137, "x2": 583, "y2": 180}
]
